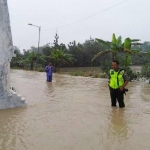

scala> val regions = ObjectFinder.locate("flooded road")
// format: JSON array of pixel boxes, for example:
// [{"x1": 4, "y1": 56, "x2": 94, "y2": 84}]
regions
[{"x1": 0, "y1": 69, "x2": 150, "y2": 150}]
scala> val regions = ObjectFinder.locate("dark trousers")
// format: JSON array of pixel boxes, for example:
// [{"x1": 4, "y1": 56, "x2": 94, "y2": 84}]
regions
[
  {"x1": 47, "y1": 75, "x2": 52, "y2": 82},
  {"x1": 109, "y1": 87, "x2": 125, "y2": 108}
]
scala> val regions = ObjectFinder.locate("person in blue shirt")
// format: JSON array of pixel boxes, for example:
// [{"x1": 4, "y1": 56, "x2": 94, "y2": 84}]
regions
[{"x1": 45, "y1": 62, "x2": 54, "y2": 82}]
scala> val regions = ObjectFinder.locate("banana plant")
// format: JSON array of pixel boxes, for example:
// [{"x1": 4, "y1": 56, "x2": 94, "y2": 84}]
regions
[
  {"x1": 19, "y1": 52, "x2": 46, "y2": 70},
  {"x1": 92, "y1": 33, "x2": 142, "y2": 69},
  {"x1": 123, "y1": 38, "x2": 142, "y2": 70},
  {"x1": 91, "y1": 33, "x2": 123, "y2": 62},
  {"x1": 50, "y1": 48, "x2": 75, "y2": 72}
]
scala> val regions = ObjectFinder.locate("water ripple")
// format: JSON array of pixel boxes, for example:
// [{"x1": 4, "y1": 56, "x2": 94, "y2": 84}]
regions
[{"x1": 0, "y1": 70, "x2": 149, "y2": 150}]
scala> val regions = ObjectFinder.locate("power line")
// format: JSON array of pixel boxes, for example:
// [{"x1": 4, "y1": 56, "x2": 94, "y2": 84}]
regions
[
  {"x1": 19, "y1": 0, "x2": 128, "y2": 49},
  {"x1": 42, "y1": 0, "x2": 128, "y2": 32}
]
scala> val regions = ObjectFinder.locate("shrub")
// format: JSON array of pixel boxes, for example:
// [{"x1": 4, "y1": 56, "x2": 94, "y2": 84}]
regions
[{"x1": 141, "y1": 64, "x2": 150, "y2": 78}]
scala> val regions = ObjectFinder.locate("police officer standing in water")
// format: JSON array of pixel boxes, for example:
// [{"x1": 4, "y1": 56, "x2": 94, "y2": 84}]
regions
[{"x1": 108, "y1": 60, "x2": 129, "y2": 108}]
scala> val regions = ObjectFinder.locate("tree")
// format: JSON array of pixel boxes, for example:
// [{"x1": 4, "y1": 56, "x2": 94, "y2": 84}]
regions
[
  {"x1": 13, "y1": 46, "x2": 23, "y2": 57},
  {"x1": 91, "y1": 33, "x2": 123, "y2": 62},
  {"x1": 50, "y1": 49, "x2": 75, "y2": 72},
  {"x1": 123, "y1": 38, "x2": 142, "y2": 69},
  {"x1": 19, "y1": 51, "x2": 37, "y2": 70},
  {"x1": 10, "y1": 46, "x2": 23, "y2": 68},
  {"x1": 142, "y1": 42, "x2": 150, "y2": 52},
  {"x1": 53, "y1": 33, "x2": 59, "y2": 49},
  {"x1": 91, "y1": 33, "x2": 141, "y2": 69},
  {"x1": 42, "y1": 46, "x2": 52, "y2": 56}
]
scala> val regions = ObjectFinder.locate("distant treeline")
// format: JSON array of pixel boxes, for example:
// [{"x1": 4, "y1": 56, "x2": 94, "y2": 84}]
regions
[{"x1": 11, "y1": 35, "x2": 150, "y2": 69}]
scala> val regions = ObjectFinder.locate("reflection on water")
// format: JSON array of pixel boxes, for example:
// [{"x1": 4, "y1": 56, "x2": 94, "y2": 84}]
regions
[
  {"x1": 107, "y1": 108, "x2": 128, "y2": 144},
  {"x1": 0, "y1": 69, "x2": 149, "y2": 150}
]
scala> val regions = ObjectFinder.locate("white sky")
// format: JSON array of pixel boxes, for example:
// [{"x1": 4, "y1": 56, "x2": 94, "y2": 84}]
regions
[{"x1": 7, "y1": 0, "x2": 150, "y2": 51}]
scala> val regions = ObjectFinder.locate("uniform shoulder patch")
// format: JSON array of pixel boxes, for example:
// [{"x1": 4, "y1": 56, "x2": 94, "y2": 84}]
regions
[{"x1": 111, "y1": 70, "x2": 114, "y2": 75}]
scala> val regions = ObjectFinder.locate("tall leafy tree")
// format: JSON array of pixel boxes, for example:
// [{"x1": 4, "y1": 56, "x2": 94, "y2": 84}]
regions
[
  {"x1": 19, "y1": 52, "x2": 46, "y2": 70},
  {"x1": 92, "y1": 33, "x2": 142, "y2": 69},
  {"x1": 51, "y1": 49, "x2": 75, "y2": 72},
  {"x1": 19, "y1": 51, "x2": 37, "y2": 70},
  {"x1": 91, "y1": 33, "x2": 123, "y2": 62}
]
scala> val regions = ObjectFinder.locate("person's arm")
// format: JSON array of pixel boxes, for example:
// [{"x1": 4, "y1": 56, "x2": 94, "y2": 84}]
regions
[
  {"x1": 51, "y1": 66, "x2": 54, "y2": 72},
  {"x1": 120, "y1": 72, "x2": 129, "y2": 91},
  {"x1": 45, "y1": 66, "x2": 49, "y2": 72},
  {"x1": 120, "y1": 81, "x2": 128, "y2": 89},
  {"x1": 108, "y1": 70, "x2": 110, "y2": 84}
]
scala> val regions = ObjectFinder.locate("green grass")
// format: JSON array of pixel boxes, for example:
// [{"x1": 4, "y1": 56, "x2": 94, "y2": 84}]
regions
[
  {"x1": 59, "y1": 67, "x2": 108, "y2": 78},
  {"x1": 36, "y1": 67, "x2": 45, "y2": 72}
]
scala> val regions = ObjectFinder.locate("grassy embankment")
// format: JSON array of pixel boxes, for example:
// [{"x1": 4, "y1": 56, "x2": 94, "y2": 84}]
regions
[{"x1": 59, "y1": 67, "x2": 107, "y2": 78}]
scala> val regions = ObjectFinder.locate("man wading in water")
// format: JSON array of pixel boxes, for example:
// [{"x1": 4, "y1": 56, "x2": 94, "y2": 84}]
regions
[
  {"x1": 45, "y1": 62, "x2": 54, "y2": 82},
  {"x1": 108, "y1": 60, "x2": 129, "y2": 108}
]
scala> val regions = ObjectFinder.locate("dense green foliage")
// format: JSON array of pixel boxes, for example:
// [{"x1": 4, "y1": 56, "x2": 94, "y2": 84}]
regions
[{"x1": 11, "y1": 33, "x2": 150, "y2": 79}]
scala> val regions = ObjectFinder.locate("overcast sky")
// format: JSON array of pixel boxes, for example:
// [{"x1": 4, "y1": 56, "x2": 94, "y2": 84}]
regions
[{"x1": 7, "y1": 0, "x2": 150, "y2": 51}]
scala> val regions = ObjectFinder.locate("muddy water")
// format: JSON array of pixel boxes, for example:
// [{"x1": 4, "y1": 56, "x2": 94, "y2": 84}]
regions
[{"x1": 0, "y1": 69, "x2": 150, "y2": 150}]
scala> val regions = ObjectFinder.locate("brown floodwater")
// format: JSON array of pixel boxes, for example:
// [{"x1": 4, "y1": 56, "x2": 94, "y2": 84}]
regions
[{"x1": 0, "y1": 69, "x2": 150, "y2": 150}]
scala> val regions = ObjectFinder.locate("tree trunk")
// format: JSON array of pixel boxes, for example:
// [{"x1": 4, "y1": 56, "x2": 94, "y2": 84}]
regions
[
  {"x1": 30, "y1": 62, "x2": 33, "y2": 70},
  {"x1": 112, "y1": 53, "x2": 117, "y2": 60}
]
